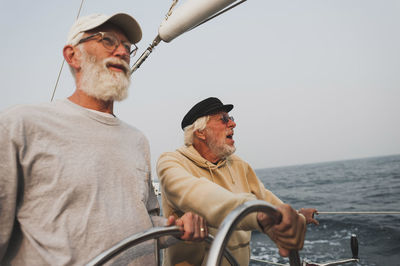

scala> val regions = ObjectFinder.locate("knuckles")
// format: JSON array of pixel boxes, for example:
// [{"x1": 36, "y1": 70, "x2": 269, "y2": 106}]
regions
[{"x1": 183, "y1": 212, "x2": 194, "y2": 220}]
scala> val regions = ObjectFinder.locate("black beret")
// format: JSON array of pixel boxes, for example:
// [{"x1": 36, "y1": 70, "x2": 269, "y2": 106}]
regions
[{"x1": 181, "y1": 97, "x2": 233, "y2": 130}]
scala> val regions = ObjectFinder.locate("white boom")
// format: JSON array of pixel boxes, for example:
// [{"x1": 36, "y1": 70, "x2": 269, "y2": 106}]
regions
[
  {"x1": 158, "y1": 0, "x2": 239, "y2": 42},
  {"x1": 131, "y1": 0, "x2": 244, "y2": 73}
]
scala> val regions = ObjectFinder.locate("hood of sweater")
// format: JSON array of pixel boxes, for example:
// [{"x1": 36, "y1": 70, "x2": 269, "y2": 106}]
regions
[
  {"x1": 176, "y1": 145, "x2": 235, "y2": 184},
  {"x1": 177, "y1": 145, "x2": 229, "y2": 169}
]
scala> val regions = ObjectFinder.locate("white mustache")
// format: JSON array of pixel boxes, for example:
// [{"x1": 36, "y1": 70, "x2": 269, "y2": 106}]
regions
[{"x1": 103, "y1": 57, "x2": 130, "y2": 76}]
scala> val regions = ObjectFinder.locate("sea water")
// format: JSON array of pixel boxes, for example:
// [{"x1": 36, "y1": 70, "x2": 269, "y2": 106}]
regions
[{"x1": 251, "y1": 154, "x2": 400, "y2": 266}]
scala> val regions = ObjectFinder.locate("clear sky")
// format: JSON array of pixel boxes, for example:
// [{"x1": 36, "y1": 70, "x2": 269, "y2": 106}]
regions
[{"x1": 1, "y1": 0, "x2": 399, "y2": 173}]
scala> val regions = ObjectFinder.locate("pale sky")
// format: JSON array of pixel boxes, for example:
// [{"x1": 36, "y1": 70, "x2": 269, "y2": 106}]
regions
[{"x1": 1, "y1": 0, "x2": 399, "y2": 173}]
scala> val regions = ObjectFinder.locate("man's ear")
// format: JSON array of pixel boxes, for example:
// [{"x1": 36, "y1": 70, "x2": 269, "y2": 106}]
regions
[
  {"x1": 194, "y1": 129, "x2": 206, "y2": 141},
  {"x1": 63, "y1": 45, "x2": 80, "y2": 71}
]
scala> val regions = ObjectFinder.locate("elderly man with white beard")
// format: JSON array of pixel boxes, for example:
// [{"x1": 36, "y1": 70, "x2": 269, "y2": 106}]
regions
[
  {"x1": 157, "y1": 97, "x2": 318, "y2": 266},
  {"x1": 0, "y1": 13, "x2": 207, "y2": 266}
]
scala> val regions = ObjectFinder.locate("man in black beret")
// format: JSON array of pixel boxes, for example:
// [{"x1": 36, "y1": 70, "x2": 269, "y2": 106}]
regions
[{"x1": 157, "y1": 97, "x2": 318, "y2": 266}]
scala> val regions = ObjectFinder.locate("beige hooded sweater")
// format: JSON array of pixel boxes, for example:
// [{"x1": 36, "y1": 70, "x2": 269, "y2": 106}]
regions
[{"x1": 157, "y1": 145, "x2": 283, "y2": 266}]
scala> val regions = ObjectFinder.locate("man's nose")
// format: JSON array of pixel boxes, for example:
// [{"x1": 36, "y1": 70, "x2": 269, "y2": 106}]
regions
[
  {"x1": 113, "y1": 44, "x2": 130, "y2": 63},
  {"x1": 228, "y1": 119, "x2": 236, "y2": 128}
]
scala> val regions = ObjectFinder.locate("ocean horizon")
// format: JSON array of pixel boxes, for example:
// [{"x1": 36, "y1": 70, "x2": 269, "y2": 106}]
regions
[
  {"x1": 251, "y1": 153, "x2": 400, "y2": 266},
  {"x1": 256, "y1": 153, "x2": 400, "y2": 171}
]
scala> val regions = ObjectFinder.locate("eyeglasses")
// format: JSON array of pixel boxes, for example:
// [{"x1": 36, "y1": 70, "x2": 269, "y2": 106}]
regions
[
  {"x1": 77, "y1": 32, "x2": 138, "y2": 58},
  {"x1": 220, "y1": 114, "x2": 234, "y2": 124}
]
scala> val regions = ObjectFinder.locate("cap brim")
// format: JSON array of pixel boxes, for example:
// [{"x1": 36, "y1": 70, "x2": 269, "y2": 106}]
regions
[{"x1": 107, "y1": 13, "x2": 142, "y2": 44}]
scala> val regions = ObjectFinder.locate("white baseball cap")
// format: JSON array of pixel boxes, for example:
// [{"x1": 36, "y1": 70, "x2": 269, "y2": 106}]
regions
[{"x1": 67, "y1": 13, "x2": 142, "y2": 45}]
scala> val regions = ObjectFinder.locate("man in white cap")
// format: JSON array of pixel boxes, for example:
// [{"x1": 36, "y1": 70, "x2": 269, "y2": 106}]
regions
[
  {"x1": 157, "y1": 97, "x2": 318, "y2": 266},
  {"x1": 0, "y1": 13, "x2": 206, "y2": 265}
]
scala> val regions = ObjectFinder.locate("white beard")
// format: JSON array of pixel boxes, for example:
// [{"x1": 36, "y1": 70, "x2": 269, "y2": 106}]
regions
[
  {"x1": 206, "y1": 129, "x2": 236, "y2": 159},
  {"x1": 79, "y1": 51, "x2": 131, "y2": 102}
]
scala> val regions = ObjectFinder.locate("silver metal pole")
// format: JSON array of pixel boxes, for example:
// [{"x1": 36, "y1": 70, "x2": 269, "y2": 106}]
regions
[
  {"x1": 86, "y1": 226, "x2": 238, "y2": 266},
  {"x1": 130, "y1": 35, "x2": 162, "y2": 75},
  {"x1": 86, "y1": 226, "x2": 182, "y2": 266}
]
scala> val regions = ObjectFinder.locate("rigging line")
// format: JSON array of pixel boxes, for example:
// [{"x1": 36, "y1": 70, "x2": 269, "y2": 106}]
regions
[
  {"x1": 51, "y1": 0, "x2": 85, "y2": 102},
  {"x1": 318, "y1": 211, "x2": 400, "y2": 215}
]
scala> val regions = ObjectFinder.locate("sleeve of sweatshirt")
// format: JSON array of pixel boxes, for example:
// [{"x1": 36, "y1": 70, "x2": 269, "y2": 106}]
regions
[
  {"x1": 157, "y1": 152, "x2": 264, "y2": 232},
  {"x1": 0, "y1": 122, "x2": 19, "y2": 261}
]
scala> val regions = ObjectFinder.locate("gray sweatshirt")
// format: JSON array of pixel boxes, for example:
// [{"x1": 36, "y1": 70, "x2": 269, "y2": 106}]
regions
[{"x1": 0, "y1": 99, "x2": 164, "y2": 265}]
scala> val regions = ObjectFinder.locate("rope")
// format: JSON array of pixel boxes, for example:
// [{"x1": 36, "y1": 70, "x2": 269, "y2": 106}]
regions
[
  {"x1": 51, "y1": 0, "x2": 85, "y2": 101},
  {"x1": 318, "y1": 211, "x2": 400, "y2": 215}
]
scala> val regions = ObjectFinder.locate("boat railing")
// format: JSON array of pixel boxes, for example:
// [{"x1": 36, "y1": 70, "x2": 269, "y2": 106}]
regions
[{"x1": 300, "y1": 234, "x2": 359, "y2": 266}]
